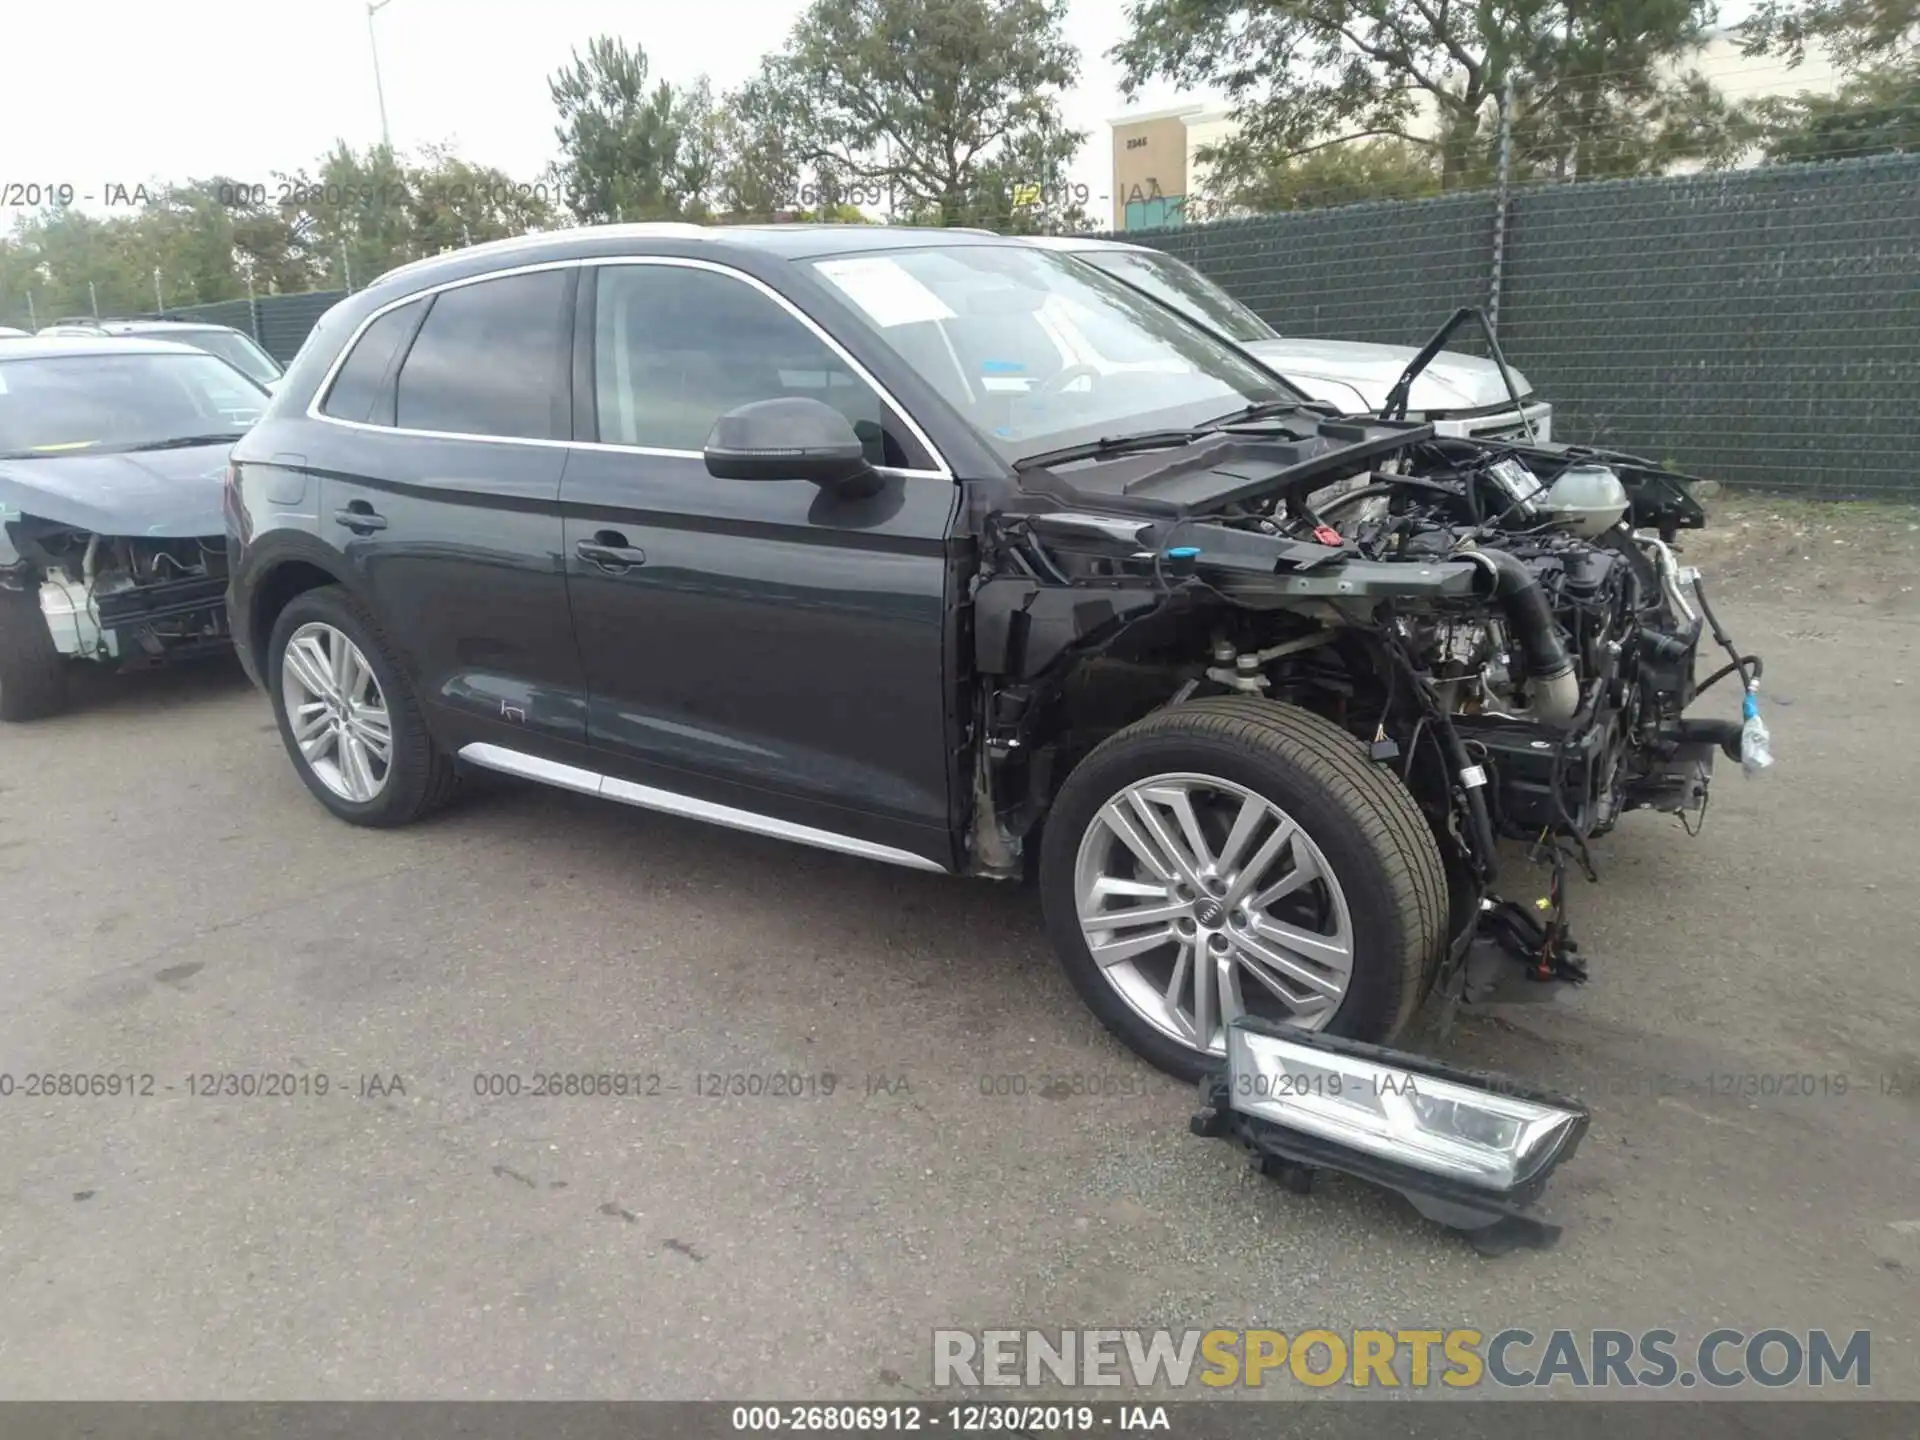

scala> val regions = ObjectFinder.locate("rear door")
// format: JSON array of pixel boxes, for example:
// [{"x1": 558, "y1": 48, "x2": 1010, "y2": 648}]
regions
[
  {"x1": 317, "y1": 265, "x2": 588, "y2": 751},
  {"x1": 557, "y1": 257, "x2": 961, "y2": 869}
]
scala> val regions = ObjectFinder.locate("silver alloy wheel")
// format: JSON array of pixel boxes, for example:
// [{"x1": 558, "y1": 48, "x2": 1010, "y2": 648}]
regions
[
  {"x1": 280, "y1": 621, "x2": 393, "y2": 804},
  {"x1": 1072, "y1": 771, "x2": 1355, "y2": 1056}
]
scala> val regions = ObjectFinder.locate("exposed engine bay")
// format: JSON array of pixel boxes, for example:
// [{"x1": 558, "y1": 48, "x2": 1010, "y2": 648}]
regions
[
  {"x1": 9, "y1": 519, "x2": 231, "y2": 665},
  {"x1": 968, "y1": 407, "x2": 1768, "y2": 1013}
]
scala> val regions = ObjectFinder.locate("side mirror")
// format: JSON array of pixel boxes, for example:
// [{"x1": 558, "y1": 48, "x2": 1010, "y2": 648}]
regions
[{"x1": 703, "y1": 397, "x2": 881, "y2": 498}]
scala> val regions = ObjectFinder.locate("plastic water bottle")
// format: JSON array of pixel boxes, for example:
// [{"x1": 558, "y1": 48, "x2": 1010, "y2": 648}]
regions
[{"x1": 1740, "y1": 680, "x2": 1774, "y2": 776}]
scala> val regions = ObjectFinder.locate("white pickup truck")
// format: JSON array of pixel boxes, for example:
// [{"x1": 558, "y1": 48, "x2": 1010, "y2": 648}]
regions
[{"x1": 1024, "y1": 234, "x2": 1552, "y2": 443}]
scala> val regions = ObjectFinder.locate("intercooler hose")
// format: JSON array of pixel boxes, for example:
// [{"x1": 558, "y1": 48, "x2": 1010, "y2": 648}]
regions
[{"x1": 1461, "y1": 548, "x2": 1580, "y2": 725}]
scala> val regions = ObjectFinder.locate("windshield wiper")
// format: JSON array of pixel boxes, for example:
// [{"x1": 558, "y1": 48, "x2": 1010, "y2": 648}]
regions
[
  {"x1": 1010, "y1": 401, "x2": 1325, "y2": 473},
  {"x1": 1010, "y1": 428, "x2": 1212, "y2": 473},
  {"x1": 127, "y1": 433, "x2": 246, "y2": 452},
  {"x1": 1198, "y1": 399, "x2": 1318, "y2": 431}
]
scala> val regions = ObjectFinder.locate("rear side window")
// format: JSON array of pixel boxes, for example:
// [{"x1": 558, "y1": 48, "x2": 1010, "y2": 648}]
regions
[
  {"x1": 396, "y1": 270, "x2": 571, "y2": 440},
  {"x1": 320, "y1": 300, "x2": 426, "y2": 424}
]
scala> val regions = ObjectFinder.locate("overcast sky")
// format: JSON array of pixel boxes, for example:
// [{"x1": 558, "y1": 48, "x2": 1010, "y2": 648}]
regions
[{"x1": 0, "y1": 0, "x2": 1210, "y2": 226}]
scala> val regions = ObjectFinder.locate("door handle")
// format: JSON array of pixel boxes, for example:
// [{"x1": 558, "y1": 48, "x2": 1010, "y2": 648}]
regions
[
  {"x1": 333, "y1": 501, "x2": 387, "y2": 534},
  {"x1": 575, "y1": 530, "x2": 647, "y2": 571}
]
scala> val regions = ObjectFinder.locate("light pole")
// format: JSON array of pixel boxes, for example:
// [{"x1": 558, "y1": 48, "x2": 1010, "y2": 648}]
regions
[{"x1": 367, "y1": 0, "x2": 395, "y2": 149}]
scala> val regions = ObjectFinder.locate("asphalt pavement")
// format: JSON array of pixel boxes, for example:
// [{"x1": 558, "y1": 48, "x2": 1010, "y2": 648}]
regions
[{"x1": 0, "y1": 595, "x2": 1913, "y2": 1399}]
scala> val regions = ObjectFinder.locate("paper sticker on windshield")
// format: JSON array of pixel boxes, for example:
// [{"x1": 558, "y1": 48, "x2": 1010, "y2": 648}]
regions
[
  {"x1": 979, "y1": 358, "x2": 1032, "y2": 392},
  {"x1": 815, "y1": 257, "x2": 955, "y2": 328}
]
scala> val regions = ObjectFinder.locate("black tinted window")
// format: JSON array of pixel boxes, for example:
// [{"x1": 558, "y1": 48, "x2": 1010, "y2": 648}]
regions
[
  {"x1": 321, "y1": 300, "x2": 424, "y2": 423},
  {"x1": 396, "y1": 271, "x2": 569, "y2": 440},
  {"x1": 594, "y1": 264, "x2": 904, "y2": 464}
]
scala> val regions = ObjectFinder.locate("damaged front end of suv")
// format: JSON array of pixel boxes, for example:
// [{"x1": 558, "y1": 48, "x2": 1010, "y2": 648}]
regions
[
  {"x1": 0, "y1": 514, "x2": 231, "y2": 716},
  {"x1": 962, "y1": 402, "x2": 1765, "y2": 1247}
]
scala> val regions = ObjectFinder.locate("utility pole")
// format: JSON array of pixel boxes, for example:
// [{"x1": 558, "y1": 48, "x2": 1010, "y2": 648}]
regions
[
  {"x1": 89, "y1": 281, "x2": 100, "y2": 318},
  {"x1": 367, "y1": 0, "x2": 396, "y2": 149},
  {"x1": 153, "y1": 268, "x2": 165, "y2": 314}
]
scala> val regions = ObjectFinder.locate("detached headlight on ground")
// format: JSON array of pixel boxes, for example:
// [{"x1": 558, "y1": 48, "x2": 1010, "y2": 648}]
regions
[{"x1": 1191, "y1": 1017, "x2": 1591, "y2": 1253}]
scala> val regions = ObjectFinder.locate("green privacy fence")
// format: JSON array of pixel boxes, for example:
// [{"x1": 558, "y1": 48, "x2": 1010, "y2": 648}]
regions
[{"x1": 1117, "y1": 154, "x2": 1920, "y2": 499}]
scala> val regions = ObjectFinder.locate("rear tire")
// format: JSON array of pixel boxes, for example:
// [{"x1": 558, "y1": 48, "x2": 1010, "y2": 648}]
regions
[
  {"x1": 266, "y1": 585, "x2": 459, "y2": 826},
  {"x1": 0, "y1": 585, "x2": 70, "y2": 722},
  {"x1": 1039, "y1": 697, "x2": 1447, "y2": 1081}
]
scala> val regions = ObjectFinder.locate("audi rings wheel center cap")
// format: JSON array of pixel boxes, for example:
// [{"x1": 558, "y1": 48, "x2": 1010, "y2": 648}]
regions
[{"x1": 1195, "y1": 899, "x2": 1226, "y2": 929}]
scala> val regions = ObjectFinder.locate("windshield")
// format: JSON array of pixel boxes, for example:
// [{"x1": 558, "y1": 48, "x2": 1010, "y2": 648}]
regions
[
  {"x1": 173, "y1": 329, "x2": 283, "y2": 384},
  {"x1": 0, "y1": 352, "x2": 269, "y2": 457},
  {"x1": 1072, "y1": 248, "x2": 1279, "y2": 345},
  {"x1": 808, "y1": 244, "x2": 1289, "y2": 463}
]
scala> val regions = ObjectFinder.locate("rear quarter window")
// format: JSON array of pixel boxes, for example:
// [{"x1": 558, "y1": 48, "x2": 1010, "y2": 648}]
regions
[{"x1": 319, "y1": 300, "x2": 428, "y2": 424}]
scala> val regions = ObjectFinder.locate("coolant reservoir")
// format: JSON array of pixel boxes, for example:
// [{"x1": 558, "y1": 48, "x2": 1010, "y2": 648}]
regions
[{"x1": 1538, "y1": 463, "x2": 1629, "y2": 537}]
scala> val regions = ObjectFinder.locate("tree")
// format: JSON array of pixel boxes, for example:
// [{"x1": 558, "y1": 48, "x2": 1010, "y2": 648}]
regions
[
  {"x1": 403, "y1": 144, "x2": 562, "y2": 251},
  {"x1": 1195, "y1": 137, "x2": 1441, "y2": 216},
  {"x1": 1757, "y1": 67, "x2": 1920, "y2": 159},
  {"x1": 1743, "y1": 0, "x2": 1918, "y2": 161},
  {"x1": 0, "y1": 137, "x2": 569, "y2": 328},
  {"x1": 757, "y1": 0, "x2": 1087, "y2": 226},
  {"x1": 712, "y1": 76, "x2": 806, "y2": 220},
  {"x1": 0, "y1": 207, "x2": 147, "y2": 320},
  {"x1": 548, "y1": 36, "x2": 715, "y2": 223},
  {"x1": 1743, "y1": 0, "x2": 1916, "y2": 72},
  {"x1": 272, "y1": 141, "x2": 417, "y2": 289},
  {"x1": 1116, "y1": 0, "x2": 1727, "y2": 199},
  {"x1": 1507, "y1": 59, "x2": 1751, "y2": 182},
  {"x1": 944, "y1": 109, "x2": 1098, "y2": 231}
]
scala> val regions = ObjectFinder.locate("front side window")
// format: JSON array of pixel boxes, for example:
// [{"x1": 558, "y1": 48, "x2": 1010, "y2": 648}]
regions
[
  {"x1": 395, "y1": 270, "x2": 570, "y2": 440},
  {"x1": 809, "y1": 244, "x2": 1287, "y2": 464},
  {"x1": 592, "y1": 263, "x2": 909, "y2": 467},
  {"x1": 0, "y1": 352, "x2": 267, "y2": 457},
  {"x1": 1074, "y1": 249, "x2": 1277, "y2": 345}
]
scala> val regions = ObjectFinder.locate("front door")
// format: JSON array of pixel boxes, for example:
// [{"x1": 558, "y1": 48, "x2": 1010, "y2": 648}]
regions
[{"x1": 558, "y1": 259, "x2": 960, "y2": 870}]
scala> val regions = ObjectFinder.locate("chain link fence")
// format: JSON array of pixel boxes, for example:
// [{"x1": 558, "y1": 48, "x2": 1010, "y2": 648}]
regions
[{"x1": 1120, "y1": 153, "x2": 1920, "y2": 499}]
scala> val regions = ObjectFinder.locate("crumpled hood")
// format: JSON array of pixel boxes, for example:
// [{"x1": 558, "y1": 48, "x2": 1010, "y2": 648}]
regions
[
  {"x1": 0, "y1": 443, "x2": 231, "y2": 537},
  {"x1": 1246, "y1": 337, "x2": 1534, "y2": 415}
]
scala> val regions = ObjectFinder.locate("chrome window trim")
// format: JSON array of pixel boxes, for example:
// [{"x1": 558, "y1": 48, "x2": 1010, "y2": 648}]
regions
[
  {"x1": 458, "y1": 742, "x2": 950, "y2": 874},
  {"x1": 302, "y1": 253, "x2": 953, "y2": 480}
]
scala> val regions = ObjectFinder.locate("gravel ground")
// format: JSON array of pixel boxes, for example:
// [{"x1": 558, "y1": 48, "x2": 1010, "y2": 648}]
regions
[{"x1": 0, "y1": 582, "x2": 1914, "y2": 1401}]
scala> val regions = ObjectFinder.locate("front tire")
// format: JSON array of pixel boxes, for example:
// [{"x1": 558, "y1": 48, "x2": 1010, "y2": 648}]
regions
[
  {"x1": 1039, "y1": 697, "x2": 1447, "y2": 1080},
  {"x1": 267, "y1": 585, "x2": 459, "y2": 826},
  {"x1": 0, "y1": 585, "x2": 69, "y2": 722}
]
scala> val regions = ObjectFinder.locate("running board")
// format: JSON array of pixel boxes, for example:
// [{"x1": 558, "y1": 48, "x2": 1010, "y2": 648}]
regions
[{"x1": 457, "y1": 743, "x2": 950, "y2": 874}]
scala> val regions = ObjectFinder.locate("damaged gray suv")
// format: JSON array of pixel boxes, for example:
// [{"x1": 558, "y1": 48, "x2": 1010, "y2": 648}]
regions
[{"x1": 225, "y1": 224, "x2": 1763, "y2": 1081}]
